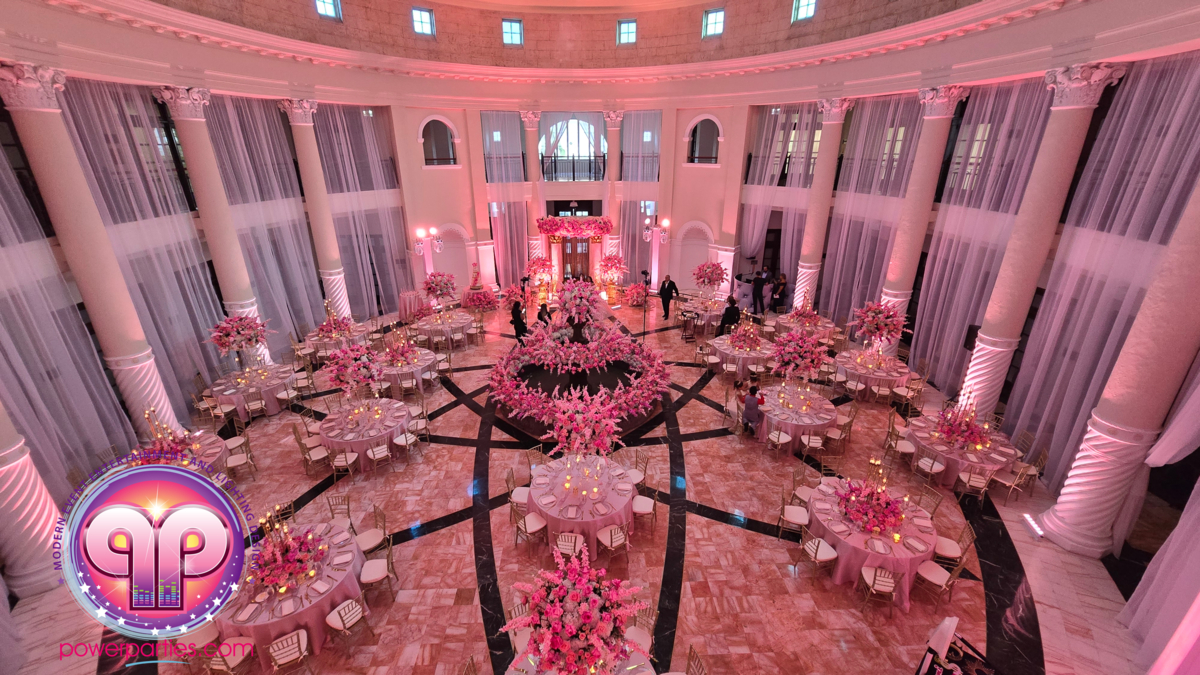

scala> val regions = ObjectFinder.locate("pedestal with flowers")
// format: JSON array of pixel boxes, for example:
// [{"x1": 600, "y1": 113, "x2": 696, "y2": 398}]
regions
[
  {"x1": 595, "y1": 254, "x2": 627, "y2": 305},
  {"x1": 852, "y1": 300, "x2": 907, "y2": 354},
  {"x1": 209, "y1": 315, "x2": 273, "y2": 370},
  {"x1": 422, "y1": 271, "x2": 458, "y2": 323},
  {"x1": 526, "y1": 256, "x2": 553, "y2": 306},
  {"x1": 692, "y1": 261, "x2": 729, "y2": 307},
  {"x1": 325, "y1": 344, "x2": 383, "y2": 401}
]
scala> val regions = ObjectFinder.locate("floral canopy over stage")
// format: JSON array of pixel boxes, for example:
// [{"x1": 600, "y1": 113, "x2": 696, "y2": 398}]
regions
[{"x1": 537, "y1": 216, "x2": 614, "y2": 241}]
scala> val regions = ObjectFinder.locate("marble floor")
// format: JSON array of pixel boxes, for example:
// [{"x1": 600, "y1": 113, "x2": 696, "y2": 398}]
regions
[{"x1": 15, "y1": 302, "x2": 1147, "y2": 675}]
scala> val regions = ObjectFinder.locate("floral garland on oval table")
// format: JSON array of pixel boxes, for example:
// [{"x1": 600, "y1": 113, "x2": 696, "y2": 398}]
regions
[
  {"x1": 837, "y1": 482, "x2": 905, "y2": 533},
  {"x1": 325, "y1": 344, "x2": 382, "y2": 391},
  {"x1": 462, "y1": 288, "x2": 500, "y2": 312},
  {"x1": 692, "y1": 261, "x2": 728, "y2": 290},
  {"x1": 536, "y1": 216, "x2": 614, "y2": 239},
  {"x1": 772, "y1": 330, "x2": 830, "y2": 380},
  {"x1": 423, "y1": 271, "x2": 457, "y2": 300},
  {"x1": 502, "y1": 545, "x2": 646, "y2": 675},
  {"x1": 209, "y1": 315, "x2": 273, "y2": 355}
]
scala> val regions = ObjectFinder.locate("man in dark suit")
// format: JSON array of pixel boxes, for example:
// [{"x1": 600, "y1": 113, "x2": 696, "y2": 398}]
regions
[
  {"x1": 751, "y1": 269, "x2": 769, "y2": 315},
  {"x1": 659, "y1": 275, "x2": 679, "y2": 320}
]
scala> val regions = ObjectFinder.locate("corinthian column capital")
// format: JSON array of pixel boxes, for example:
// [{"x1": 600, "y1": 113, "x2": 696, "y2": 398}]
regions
[
  {"x1": 818, "y1": 98, "x2": 854, "y2": 124},
  {"x1": 152, "y1": 86, "x2": 210, "y2": 120},
  {"x1": 603, "y1": 110, "x2": 624, "y2": 130},
  {"x1": 0, "y1": 62, "x2": 66, "y2": 112},
  {"x1": 1045, "y1": 62, "x2": 1127, "y2": 109},
  {"x1": 519, "y1": 110, "x2": 541, "y2": 130},
  {"x1": 279, "y1": 98, "x2": 318, "y2": 125},
  {"x1": 918, "y1": 85, "x2": 970, "y2": 119}
]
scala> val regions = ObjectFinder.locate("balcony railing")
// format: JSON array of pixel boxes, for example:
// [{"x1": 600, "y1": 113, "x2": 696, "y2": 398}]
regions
[
  {"x1": 743, "y1": 153, "x2": 817, "y2": 188},
  {"x1": 541, "y1": 154, "x2": 606, "y2": 182},
  {"x1": 620, "y1": 153, "x2": 660, "y2": 182},
  {"x1": 484, "y1": 153, "x2": 527, "y2": 183},
  {"x1": 687, "y1": 154, "x2": 719, "y2": 165}
]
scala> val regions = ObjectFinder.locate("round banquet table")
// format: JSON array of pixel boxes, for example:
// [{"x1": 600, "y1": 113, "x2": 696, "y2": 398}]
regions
[
  {"x1": 681, "y1": 300, "x2": 722, "y2": 331},
  {"x1": 906, "y1": 415, "x2": 1019, "y2": 488},
  {"x1": 805, "y1": 478, "x2": 938, "y2": 612},
  {"x1": 319, "y1": 398, "x2": 410, "y2": 470},
  {"x1": 776, "y1": 315, "x2": 837, "y2": 341},
  {"x1": 217, "y1": 523, "x2": 364, "y2": 669},
  {"x1": 381, "y1": 348, "x2": 438, "y2": 393},
  {"x1": 835, "y1": 350, "x2": 912, "y2": 389},
  {"x1": 527, "y1": 454, "x2": 635, "y2": 562},
  {"x1": 412, "y1": 312, "x2": 473, "y2": 346},
  {"x1": 397, "y1": 291, "x2": 425, "y2": 323},
  {"x1": 186, "y1": 431, "x2": 229, "y2": 471},
  {"x1": 305, "y1": 324, "x2": 370, "y2": 352},
  {"x1": 709, "y1": 335, "x2": 777, "y2": 379},
  {"x1": 211, "y1": 364, "x2": 296, "y2": 421},
  {"x1": 754, "y1": 385, "x2": 837, "y2": 451}
]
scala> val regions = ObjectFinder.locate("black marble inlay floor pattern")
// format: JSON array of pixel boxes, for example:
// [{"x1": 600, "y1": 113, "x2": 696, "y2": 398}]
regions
[{"x1": 122, "y1": 316, "x2": 1048, "y2": 675}]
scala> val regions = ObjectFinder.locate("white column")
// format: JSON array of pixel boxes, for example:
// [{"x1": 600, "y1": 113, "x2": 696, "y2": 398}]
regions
[
  {"x1": 0, "y1": 390, "x2": 63, "y2": 598},
  {"x1": 280, "y1": 99, "x2": 351, "y2": 319},
  {"x1": 960, "y1": 63, "x2": 1126, "y2": 416},
  {"x1": 520, "y1": 110, "x2": 543, "y2": 234},
  {"x1": 0, "y1": 63, "x2": 179, "y2": 436},
  {"x1": 795, "y1": 97, "x2": 853, "y2": 308},
  {"x1": 1039, "y1": 159, "x2": 1200, "y2": 559},
  {"x1": 604, "y1": 110, "x2": 623, "y2": 232},
  {"x1": 154, "y1": 86, "x2": 272, "y2": 364}
]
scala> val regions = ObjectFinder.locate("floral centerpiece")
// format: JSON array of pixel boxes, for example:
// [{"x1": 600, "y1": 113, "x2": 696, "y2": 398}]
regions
[
  {"x1": 559, "y1": 279, "x2": 601, "y2": 324},
  {"x1": 316, "y1": 315, "x2": 355, "y2": 340},
  {"x1": 836, "y1": 482, "x2": 904, "y2": 533},
  {"x1": 502, "y1": 546, "x2": 646, "y2": 675},
  {"x1": 772, "y1": 330, "x2": 830, "y2": 380},
  {"x1": 692, "y1": 261, "x2": 728, "y2": 291},
  {"x1": 503, "y1": 284, "x2": 529, "y2": 311},
  {"x1": 595, "y1": 255, "x2": 627, "y2": 284},
  {"x1": 384, "y1": 341, "x2": 421, "y2": 366},
  {"x1": 409, "y1": 303, "x2": 435, "y2": 322},
  {"x1": 526, "y1": 256, "x2": 553, "y2": 285},
  {"x1": 624, "y1": 282, "x2": 647, "y2": 307},
  {"x1": 536, "y1": 216, "x2": 614, "y2": 239},
  {"x1": 131, "y1": 411, "x2": 207, "y2": 466},
  {"x1": 325, "y1": 344, "x2": 382, "y2": 391},
  {"x1": 785, "y1": 305, "x2": 821, "y2": 327},
  {"x1": 251, "y1": 529, "x2": 328, "y2": 591},
  {"x1": 209, "y1": 316, "x2": 272, "y2": 355},
  {"x1": 727, "y1": 321, "x2": 761, "y2": 351},
  {"x1": 853, "y1": 301, "x2": 907, "y2": 346},
  {"x1": 463, "y1": 288, "x2": 500, "y2": 312},
  {"x1": 423, "y1": 271, "x2": 457, "y2": 301},
  {"x1": 936, "y1": 405, "x2": 991, "y2": 449}
]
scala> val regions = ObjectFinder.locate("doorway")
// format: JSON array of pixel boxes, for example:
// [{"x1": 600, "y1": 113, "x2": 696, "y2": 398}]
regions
[{"x1": 562, "y1": 238, "x2": 590, "y2": 280}]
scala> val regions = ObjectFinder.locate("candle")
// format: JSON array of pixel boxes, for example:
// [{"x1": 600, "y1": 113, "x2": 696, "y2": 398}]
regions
[{"x1": 893, "y1": 533, "x2": 901, "y2": 543}]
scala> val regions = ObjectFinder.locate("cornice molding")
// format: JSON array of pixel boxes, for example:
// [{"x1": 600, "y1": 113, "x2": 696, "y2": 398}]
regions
[{"x1": 36, "y1": 0, "x2": 1089, "y2": 86}]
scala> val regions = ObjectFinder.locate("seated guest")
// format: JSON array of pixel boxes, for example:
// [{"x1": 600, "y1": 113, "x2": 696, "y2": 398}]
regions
[
  {"x1": 718, "y1": 296, "x2": 741, "y2": 336},
  {"x1": 537, "y1": 303, "x2": 552, "y2": 324},
  {"x1": 732, "y1": 380, "x2": 747, "y2": 404},
  {"x1": 742, "y1": 385, "x2": 765, "y2": 434}
]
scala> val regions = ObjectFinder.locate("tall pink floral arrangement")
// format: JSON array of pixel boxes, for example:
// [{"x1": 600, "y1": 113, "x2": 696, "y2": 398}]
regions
[
  {"x1": 423, "y1": 271, "x2": 457, "y2": 300},
  {"x1": 526, "y1": 256, "x2": 553, "y2": 285},
  {"x1": 772, "y1": 330, "x2": 829, "y2": 380},
  {"x1": 325, "y1": 344, "x2": 382, "y2": 391},
  {"x1": 502, "y1": 546, "x2": 646, "y2": 675},
  {"x1": 209, "y1": 316, "x2": 272, "y2": 355},
  {"x1": 853, "y1": 301, "x2": 907, "y2": 345},
  {"x1": 692, "y1": 261, "x2": 728, "y2": 290},
  {"x1": 836, "y1": 482, "x2": 904, "y2": 533},
  {"x1": 624, "y1": 282, "x2": 647, "y2": 307},
  {"x1": 503, "y1": 284, "x2": 529, "y2": 311},
  {"x1": 463, "y1": 288, "x2": 500, "y2": 312},
  {"x1": 559, "y1": 279, "x2": 601, "y2": 323},
  {"x1": 316, "y1": 315, "x2": 354, "y2": 340},
  {"x1": 595, "y1": 255, "x2": 627, "y2": 284}
]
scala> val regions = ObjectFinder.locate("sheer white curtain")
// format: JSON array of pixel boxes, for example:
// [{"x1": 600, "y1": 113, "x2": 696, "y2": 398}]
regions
[
  {"x1": 819, "y1": 94, "x2": 922, "y2": 325},
  {"x1": 621, "y1": 111, "x2": 661, "y2": 182},
  {"x1": 910, "y1": 79, "x2": 1051, "y2": 393},
  {"x1": 778, "y1": 103, "x2": 822, "y2": 297},
  {"x1": 0, "y1": 139, "x2": 136, "y2": 502},
  {"x1": 482, "y1": 111, "x2": 528, "y2": 288},
  {"x1": 314, "y1": 104, "x2": 413, "y2": 318},
  {"x1": 619, "y1": 111, "x2": 661, "y2": 283},
  {"x1": 1005, "y1": 51, "x2": 1200, "y2": 491},
  {"x1": 205, "y1": 95, "x2": 325, "y2": 351},
  {"x1": 61, "y1": 79, "x2": 224, "y2": 420},
  {"x1": 742, "y1": 104, "x2": 798, "y2": 260}
]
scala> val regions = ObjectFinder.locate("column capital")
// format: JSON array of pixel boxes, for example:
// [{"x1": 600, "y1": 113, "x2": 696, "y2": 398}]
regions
[
  {"x1": 519, "y1": 110, "x2": 541, "y2": 130},
  {"x1": 279, "y1": 98, "x2": 318, "y2": 125},
  {"x1": 1045, "y1": 62, "x2": 1127, "y2": 110},
  {"x1": 0, "y1": 62, "x2": 65, "y2": 112},
  {"x1": 818, "y1": 98, "x2": 855, "y2": 124},
  {"x1": 918, "y1": 85, "x2": 970, "y2": 119},
  {"x1": 603, "y1": 110, "x2": 624, "y2": 130},
  {"x1": 152, "y1": 86, "x2": 210, "y2": 120}
]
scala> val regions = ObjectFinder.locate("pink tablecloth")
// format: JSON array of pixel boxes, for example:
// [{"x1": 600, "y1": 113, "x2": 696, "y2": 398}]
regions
[
  {"x1": 710, "y1": 335, "x2": 776, "y2": 378},
  {"x1": 527, "y1": 455, "x2": 634, "y2": 561},
  {"x1": 906, "y1": 415, "x2": 1018, "y2": 487},
  {"x1": 187, "y1": 431, "x2": 229, "y2": 471},
  {"x1": 681, "y1": 301, "x2": 721, "y2": 331},
  {"x1": 836, "y1": 350, "x2": 911, "y2": 389},
  {"x1": 218, "y1": 523, "x2": 364, "y2": 668},
  {"x1": 806, "y1": 480, "x2": 938, "y2": 612},
  {"x1": 412, "y1": 313, "x2": 473, "y2": 345},
  {"x1": 319, "y1": 398, "x2": 410, "y2": 468},
  {"x1": 776, "y1": 316, "x2": 837, "y2": 341},
  {"x1": 305, "y1": 325, "x2": 369, "y2": 352},
  {"x1": 754, "y1": 385, "x2": 836, "y2": 451},
  {"x1": 382, "y1": 348, "x2": 438, "y2": 393},
  {"x1": 212, "y1": 364, "x2": 296, "y2": 421},
  {"x1": 397, "y1": 291, "x2": 425, "y2": 323}
]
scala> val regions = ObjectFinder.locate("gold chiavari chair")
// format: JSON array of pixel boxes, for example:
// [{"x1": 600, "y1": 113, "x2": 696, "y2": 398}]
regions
[
  {"x1": 858, "y1": 566, "x2": 903, "y2": 618},
  {"x1": 777, "y1": 486, "x2": 809, "y2": 539},
  {"x1": 914, "y1": 556, "x2": 969, "y2": 611},
  {"x1": 935, "y1": 523, "x2": 975, "y2": 570}
]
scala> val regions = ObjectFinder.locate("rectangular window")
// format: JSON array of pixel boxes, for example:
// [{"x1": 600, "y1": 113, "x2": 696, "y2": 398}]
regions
[
  {"x1": 315, "y1": 0, "x2": 340, "y2": 20},
  {"x1": 412, "y1": 8, "x2": 434, "y2": 35},
  {"x1": 492, "y1": 130, "x2": 502, "y2": 142},
  {"x1": 792, "y1": 0, "x2": 816, "y2": 22},
  {"x1": 502, "y1": 19, "x2": 523, "y2": 45},
  {"x1": 617, "y1": 20, "x2": 637, "y2": 44},
  {"x1": 702, "y1": 9, "x2": 724, "y2": 37},
  {"x1": 642, "y1": 130, "x2": 653, "y2": 143}
]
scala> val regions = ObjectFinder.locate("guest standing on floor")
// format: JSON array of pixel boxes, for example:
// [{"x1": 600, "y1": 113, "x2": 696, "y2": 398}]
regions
[
  {"x1": 772, "y1": 274, "x2": 788, "y2": 313},
  {"x1": 718, "y1": 295, "x2": 741, "y2": 336},
  {"x1": 511, "y1": 301, "x2": 528, "y2": 343},
  {"x1": 752, "y1": 270, "x2": 769, "y2": 315},
  {"x1": 743, "y1": 385, "x2": 765, "y2": 433},
  {"x1": 659, "y1": 275, "x2": 679, "y2": 320}
]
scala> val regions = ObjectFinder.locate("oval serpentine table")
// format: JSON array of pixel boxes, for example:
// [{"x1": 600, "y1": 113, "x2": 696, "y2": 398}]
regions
[
  {"x1": 754, "y1": 385, "x2": 837, "y2": 451},
  {"x1": 526, "y1": 454, "x2": 635, "y2": 562},
  {"x1": 211, "y1": 364, "x2": 297, "y2": 421},
  {"x1": 805, "y1": 478, "x2": 939, "y2": 612},
  {"x1": 319, "y1": 398, "x2": 410, "y2": 469},
  {"x1": 506, "y1": 650, "x2": 653, "y2": 675},
  {"x1": 905, "y1": 415, "x2": 1019, "y2": 488},
  {"x1": 776, "y1": 315, "x2": 837, "y2": 341},
  {"x1": 709, "y1": 335, "x2": 777, "y2": 379},
  {"x1": 835, "y1": 350, "x2": 912, "y2": 389},
  {"x1": 381, "y1": 348, "x2": 438, "y2": 393},
  {"x1": 412, "y1": 312, "x2": 474, "y2": 346},
  {"x1": 217, "y1": 523, "x2": 365, "y2": 669}
]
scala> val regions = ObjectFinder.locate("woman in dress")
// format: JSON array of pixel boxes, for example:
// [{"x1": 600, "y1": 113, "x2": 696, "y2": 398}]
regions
[
  {"x1": 511, "y1": 301, "x2": 528, "y2": 343},
  {"x1": 772, "y1": 274, "x2": 788, "y2": 313}
]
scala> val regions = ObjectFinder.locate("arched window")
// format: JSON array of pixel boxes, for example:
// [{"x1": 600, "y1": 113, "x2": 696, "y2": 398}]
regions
[
  {"x1": 538, "y1": 118, "x2": 606, "y2": 159},
  {"x1": 422, "y1": 120, "x2": 456, "y2": 165},
  {"x1": 687, "y1": 119, "x2": 720, "y2": 164}
]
